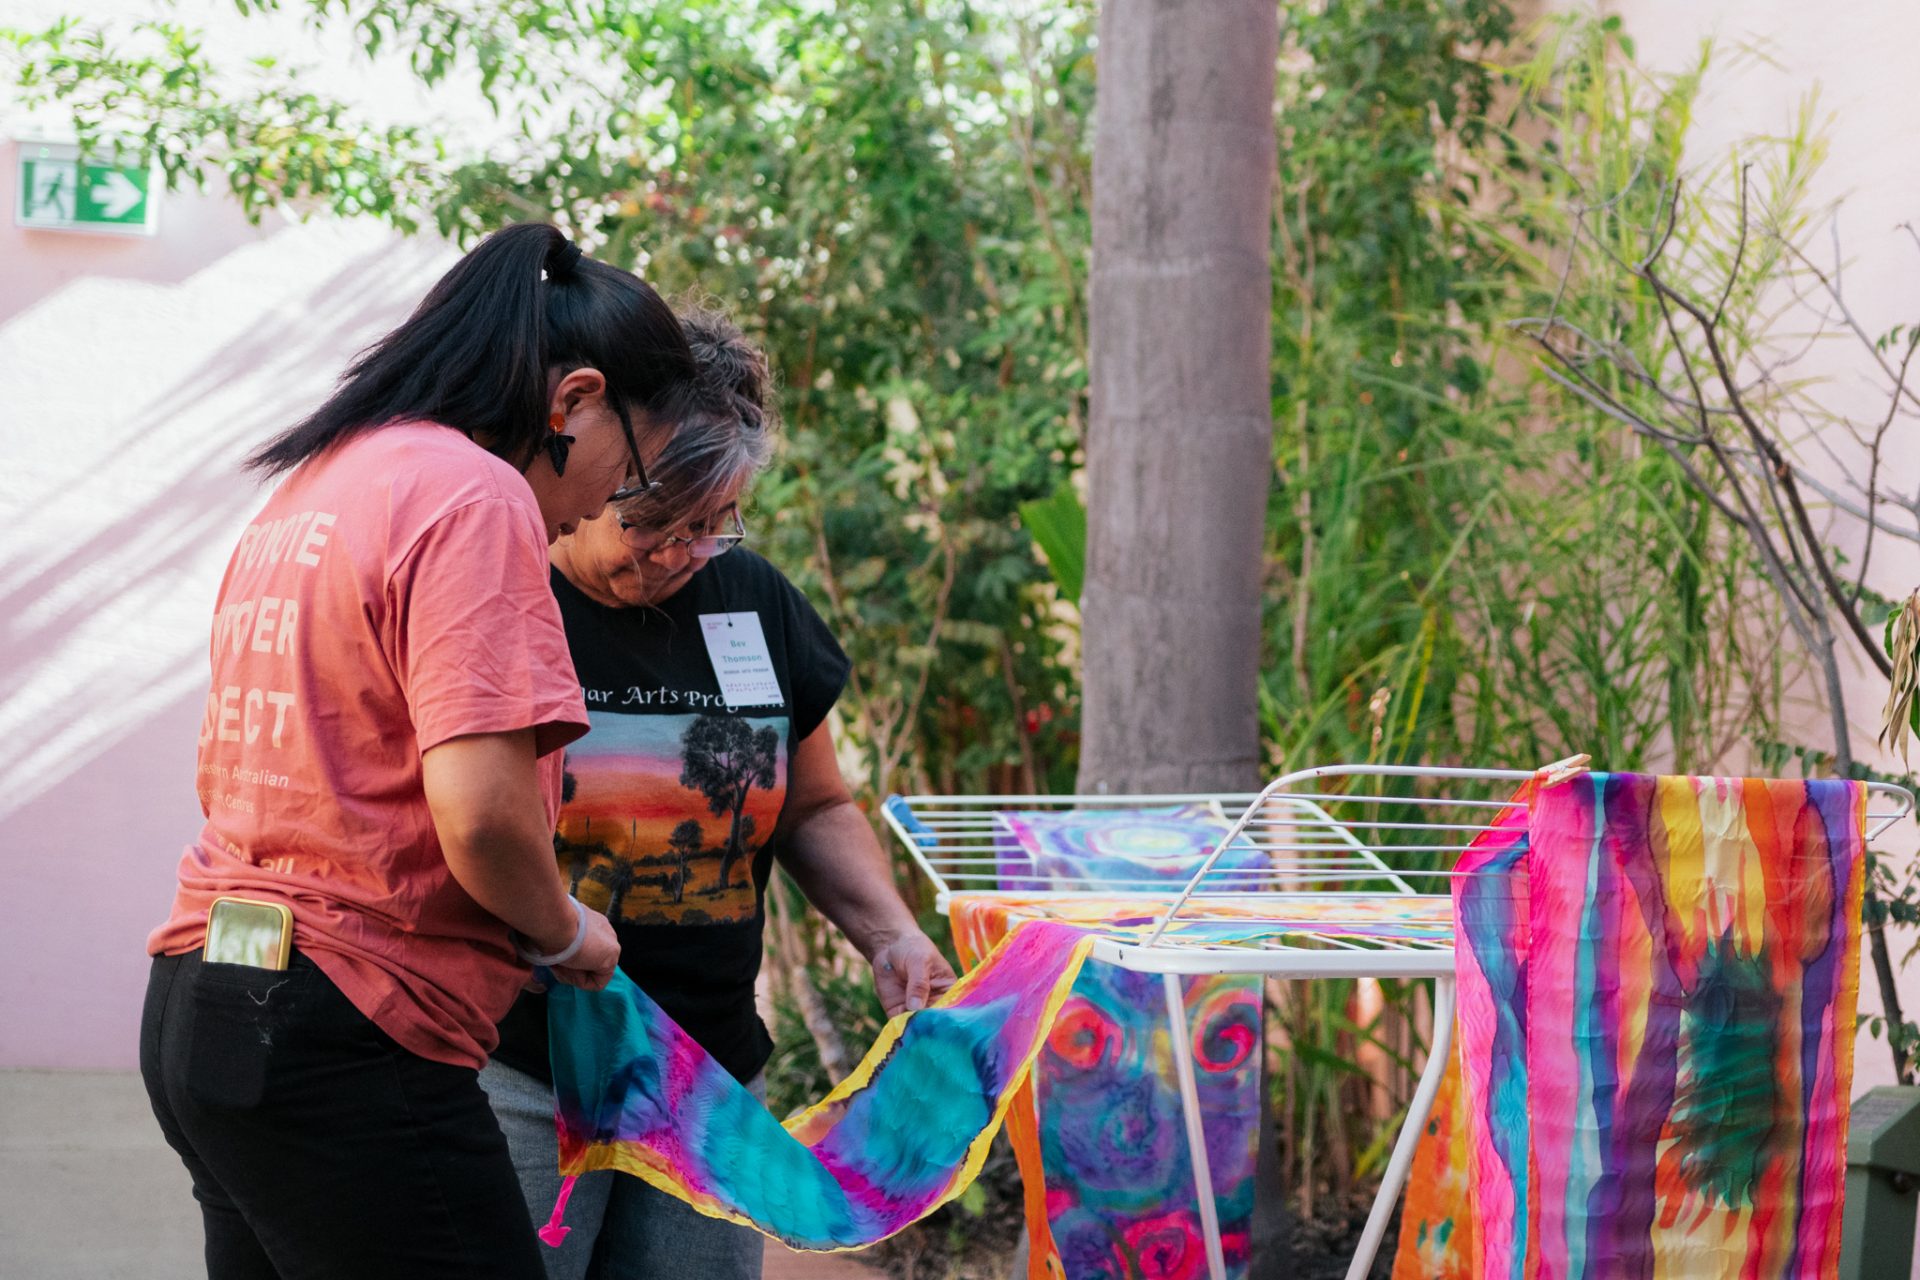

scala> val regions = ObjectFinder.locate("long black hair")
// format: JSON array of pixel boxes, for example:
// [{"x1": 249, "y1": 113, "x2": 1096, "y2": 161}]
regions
[{"x1": 247, "y1": 223, "x2": 697, "y2": 476}]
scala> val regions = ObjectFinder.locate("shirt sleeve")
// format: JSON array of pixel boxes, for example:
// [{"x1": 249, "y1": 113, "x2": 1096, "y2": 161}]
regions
[
  {"x1": 387, "y1": 498, "x2": 589, "y2": 758},
  {"x1": 773, "y1": 567, "x2": 850, "y2": 743}
]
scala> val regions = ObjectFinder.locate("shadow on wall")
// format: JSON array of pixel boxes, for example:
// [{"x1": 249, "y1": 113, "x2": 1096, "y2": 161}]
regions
[{"x1": 0, "y1": 218, "x2": 456, "y2": 1068}]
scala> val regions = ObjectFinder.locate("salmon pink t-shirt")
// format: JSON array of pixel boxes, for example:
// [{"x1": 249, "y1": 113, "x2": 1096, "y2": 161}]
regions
[{"x1": 149, "y1": 422, "x2": 589, "y2": 1069}]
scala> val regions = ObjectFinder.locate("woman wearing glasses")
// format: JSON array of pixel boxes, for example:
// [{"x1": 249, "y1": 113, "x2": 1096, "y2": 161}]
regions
[
  {"x1": 483, "y1": 310, "x2": 956, "y2": 1280},
  {"x1": 143, "y1": 224, "x2": 701, "y2": 1280}
]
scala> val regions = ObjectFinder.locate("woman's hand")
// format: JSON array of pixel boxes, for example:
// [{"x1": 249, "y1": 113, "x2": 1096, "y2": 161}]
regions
[
  {"x1": 870, "y1": 931, "x2": 957, "y2": 1018},
  {"x1": 546, "y1": 911, "x2": 621, "y2": 991},
  {"x1": 776, "y1": 722, "x2": 957, "y2": 1017},
  {"x1": 423, "y1": 728, "x2": 614, "y2": 984}
]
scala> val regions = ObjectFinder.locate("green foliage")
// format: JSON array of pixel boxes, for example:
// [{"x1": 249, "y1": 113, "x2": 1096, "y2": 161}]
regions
[
  {"x1": 1263, "y1": 7, "x2": 1786, "y2": 788},
  {"x1": 1260, "y1": 0, "x2": 1531, "y2": 1207},
  {"x1": 1461, "y1": 22, "x2": 1774, "y2": 773},
  {"x1": 536, "y1": 1, "x2": 1097, "y2": 804},
  {"x1": 4, "y1": 17, "x2": 439, "y2": 223},
  {"x1": 764, "y1": 948, "x2": 883, "y2": 1119},
  {"x1": 1264, "y1": 0, "x2": 1522, "y2": 781}
]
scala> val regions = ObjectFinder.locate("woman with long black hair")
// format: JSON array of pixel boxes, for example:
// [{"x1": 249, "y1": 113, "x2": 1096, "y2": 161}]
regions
[{"x1": 141, "y1": 224, "x2": 699, "y2": 1279}]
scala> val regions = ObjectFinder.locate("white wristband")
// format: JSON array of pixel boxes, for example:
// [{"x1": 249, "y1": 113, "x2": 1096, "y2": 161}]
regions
[{"x1": 515, "y1": 899, "x2": 589, "y2": 967}]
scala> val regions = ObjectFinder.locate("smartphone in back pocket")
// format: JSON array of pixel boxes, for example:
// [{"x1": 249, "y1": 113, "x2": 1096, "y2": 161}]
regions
[{"x1": 204, "y1": 897, "x2": 293, "y2": 970}]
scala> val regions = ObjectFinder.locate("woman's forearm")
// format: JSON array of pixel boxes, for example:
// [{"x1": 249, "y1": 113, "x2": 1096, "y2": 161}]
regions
[
  {"x1": 781, "y1": 800, "x2": 921, "y2": 959},
  {"x1": 422, "y1": 730, "x2": 580, "y2": 952}
]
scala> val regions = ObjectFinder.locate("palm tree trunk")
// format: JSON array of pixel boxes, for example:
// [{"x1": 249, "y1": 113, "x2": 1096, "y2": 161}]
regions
[
  {"x1": 1078, "y1": 3, "x2": 1290, "y2": 1271},
  {"x1": 1077, "y1": 0, "x2": 1280, "y2": 796}
]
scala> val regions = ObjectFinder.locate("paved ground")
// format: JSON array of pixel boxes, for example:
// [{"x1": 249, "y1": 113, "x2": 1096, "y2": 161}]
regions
[{"x1": 0, "y1": 1071, "x2": 883, "y2": 1280}]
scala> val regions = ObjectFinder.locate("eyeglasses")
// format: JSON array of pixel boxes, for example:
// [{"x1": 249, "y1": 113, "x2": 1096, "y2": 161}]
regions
[
  {"x1": 607, "y1": 405, "x2": 656, "y2": 503},
  {"x1": 617, "y1": 508, "x2": 746, "y2": 560}
]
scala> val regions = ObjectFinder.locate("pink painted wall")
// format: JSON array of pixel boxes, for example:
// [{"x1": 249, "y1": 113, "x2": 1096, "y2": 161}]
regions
[{"x1": 0, "y1": 142, "x2": 454, "y2": 1066}]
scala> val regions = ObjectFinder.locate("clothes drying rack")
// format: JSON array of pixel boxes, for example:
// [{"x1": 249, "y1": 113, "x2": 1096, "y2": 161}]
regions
[{"x1": 883, "y1": 764, "x2": 1918, "y2": 1280}]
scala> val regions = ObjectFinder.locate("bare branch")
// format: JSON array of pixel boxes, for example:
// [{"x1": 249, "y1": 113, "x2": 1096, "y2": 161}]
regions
[
  {"x1": 1643, "y1": 264, "x2": 1894, "y2": 677},
  {"x1": 1782, "y1": 238, "x2": 1920, "y2": 416},
  {"x1": 1856, "y1": 325, "x2": 1920, "y2": 594},
  {"x1": 1543, "y1": 365, "x2": 1715, "y2": 454},
  {"x1": 1648, "y1": 267, "x2": 1721, "y2": 442},
  {"x1": 1711, "y1": 163, "x2": 1751, "y2": 331},
  {"x1": 1527, "y1": 357, "x2": 1753, "y2": 529},
  {"x1": 1635, "y1": 171, "x2": 1685, "y2": 272},
  {"x1": 1510, "y1": 315, "x2": 1718, "y2": 439},
  {"x1": 1788, "y1": 463, "x2": 1920, "y2": 545}
]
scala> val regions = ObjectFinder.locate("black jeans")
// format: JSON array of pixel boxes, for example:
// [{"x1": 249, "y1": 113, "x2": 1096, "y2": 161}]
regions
[{"x1": 140, "y1": 949, "x2": 545, "y2": 1280}]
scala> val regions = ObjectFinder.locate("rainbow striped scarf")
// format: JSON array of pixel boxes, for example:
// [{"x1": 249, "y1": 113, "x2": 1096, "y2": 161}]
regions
[{"x1": 1403, "y1": 774, "x2": 1866, "y2": 1280}]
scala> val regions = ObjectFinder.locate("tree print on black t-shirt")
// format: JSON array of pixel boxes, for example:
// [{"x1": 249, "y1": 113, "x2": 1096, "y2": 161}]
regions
[
  {"x1": 554, "y1": 710, "x2": 788, "y2": 926},
  {"x1": 678, "y1": 716, "x2": 780, "y2": 893}
]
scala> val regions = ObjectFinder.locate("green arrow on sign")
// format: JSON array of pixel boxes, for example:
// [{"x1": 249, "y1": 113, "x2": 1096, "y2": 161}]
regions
[
  {"x1": 17, "y1": 147, "x2": 155, "y2": 234},
  {"x1": 82, "y1": 166, "x2": 147, "y2": 221}
]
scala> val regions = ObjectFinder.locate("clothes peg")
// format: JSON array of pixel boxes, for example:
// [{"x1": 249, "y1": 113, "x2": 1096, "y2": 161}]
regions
[{"x1": 1536, "y1": 753, "x2": 1592, "y2": 787}]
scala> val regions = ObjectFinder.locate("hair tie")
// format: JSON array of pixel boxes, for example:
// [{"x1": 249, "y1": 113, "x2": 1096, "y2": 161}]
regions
[{"x1": 547, "y1": 238, "x2": 584, "y2": 281}]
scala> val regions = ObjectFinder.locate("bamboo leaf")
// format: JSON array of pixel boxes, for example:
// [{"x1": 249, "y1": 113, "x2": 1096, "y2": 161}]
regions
[{"x1": 1017, "y1": 482, "x2": 1086, "y2": 603}]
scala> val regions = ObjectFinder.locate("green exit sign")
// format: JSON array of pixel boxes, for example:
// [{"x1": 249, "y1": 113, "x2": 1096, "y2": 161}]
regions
[{"x1": 16, "y1": 142, "x2": 157, "y2": 235}]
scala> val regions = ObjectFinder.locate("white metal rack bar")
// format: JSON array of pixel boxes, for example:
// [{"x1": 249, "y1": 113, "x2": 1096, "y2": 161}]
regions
[
  {"x1": 883, "y1": 766, "x2": 1916, "y2": 1280},
  {"x1": 1164, "y1": 970, "x2": 1230, "y2": 1280}
]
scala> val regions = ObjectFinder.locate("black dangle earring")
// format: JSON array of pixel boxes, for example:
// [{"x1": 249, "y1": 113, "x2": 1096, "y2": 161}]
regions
[{"x1": 546, "y1": 412, "x2": 575, "y2": 476}]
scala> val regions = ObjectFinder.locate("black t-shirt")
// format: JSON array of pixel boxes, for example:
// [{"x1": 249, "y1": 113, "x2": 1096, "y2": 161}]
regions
[{"x1": 492, "y1": 550, "x2": 850, "y2": 1083}]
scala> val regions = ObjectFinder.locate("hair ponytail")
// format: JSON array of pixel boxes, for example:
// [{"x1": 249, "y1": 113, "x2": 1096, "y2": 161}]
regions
[{"x1": 247, "y1": 224, "x2": 695, "y2": 476}]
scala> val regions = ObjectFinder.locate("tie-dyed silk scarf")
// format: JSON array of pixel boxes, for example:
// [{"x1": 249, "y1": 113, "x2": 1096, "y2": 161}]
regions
[
  {"x1": 963, "y1": 804, "x2": 1285, "y2": 1280},
  {"x1": 544, "y1": 919, "x2": 1095, "y2": 1251},
  {"x1": 951, "y1": 898, "x2": 1266, "y2": 1280},
  {"x1": 543, "y1": 805, "x2": 1289, "y2": 1265},
  {"x1": 945, "y1": 805, "x2": 1453, "y2": 1278},
  {"x1": 1396, "y1": 774, "x2": 1865, "y2": 1280}
]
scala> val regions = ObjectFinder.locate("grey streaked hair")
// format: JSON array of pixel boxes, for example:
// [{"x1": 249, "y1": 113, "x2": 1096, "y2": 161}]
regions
[{"x1": 614, "y1": 307, "x2": 777, "y2": 531}]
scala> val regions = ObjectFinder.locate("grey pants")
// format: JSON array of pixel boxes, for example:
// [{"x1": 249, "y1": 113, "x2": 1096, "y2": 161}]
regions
[{"x1": 479, "y1": 1059, "x2": 766, "y2": 1280}]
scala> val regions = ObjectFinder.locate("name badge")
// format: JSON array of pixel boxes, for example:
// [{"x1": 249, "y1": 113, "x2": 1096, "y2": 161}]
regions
[{"x1": 699, "y1": 613, "x2": 785, "y2": 709}]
